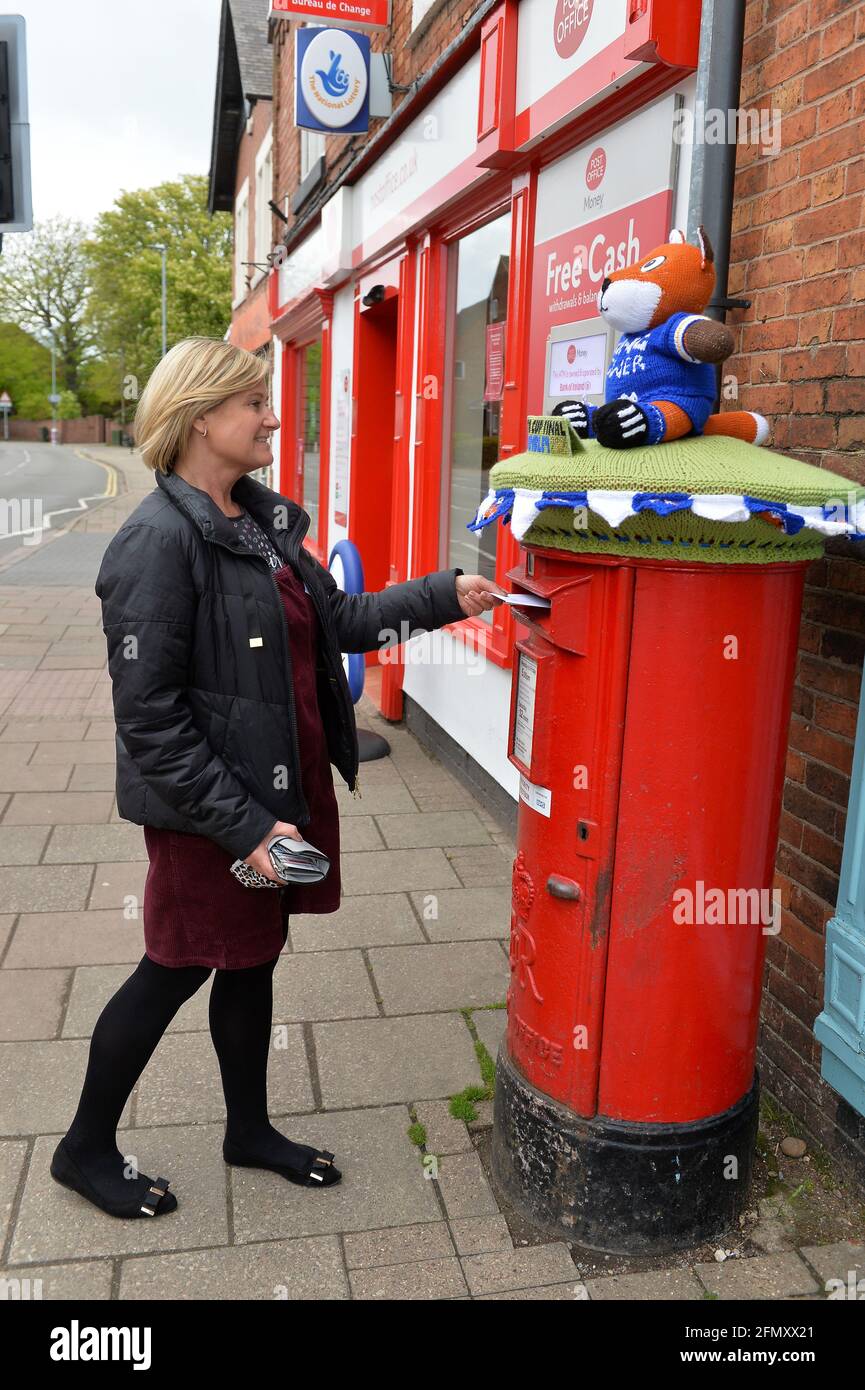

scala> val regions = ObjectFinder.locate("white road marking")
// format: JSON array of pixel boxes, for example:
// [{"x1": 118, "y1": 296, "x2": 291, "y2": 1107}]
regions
[{"x1": 0, "y1": 444, "x2": 111, "y2": 541}]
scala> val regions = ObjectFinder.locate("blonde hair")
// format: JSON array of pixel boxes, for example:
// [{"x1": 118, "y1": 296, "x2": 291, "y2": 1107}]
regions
[{"x1": 134, "y1": 337, "x2": 269, "y2": 474}]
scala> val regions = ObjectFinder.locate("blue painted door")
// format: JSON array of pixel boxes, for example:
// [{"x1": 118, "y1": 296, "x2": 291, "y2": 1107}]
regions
[{"x1": 814, "y1": 686, "x2": 865, "y2": 1116}]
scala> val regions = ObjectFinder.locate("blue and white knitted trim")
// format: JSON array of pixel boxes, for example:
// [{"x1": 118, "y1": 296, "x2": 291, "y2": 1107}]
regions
[{"x1": 467, "y1": 488, "x2": 865, "y2": 544}]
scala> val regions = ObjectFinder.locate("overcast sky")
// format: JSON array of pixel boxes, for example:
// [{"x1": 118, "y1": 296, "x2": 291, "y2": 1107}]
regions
[{"x1": 16, "y1": 0, "x2": 224, "y2": 229}]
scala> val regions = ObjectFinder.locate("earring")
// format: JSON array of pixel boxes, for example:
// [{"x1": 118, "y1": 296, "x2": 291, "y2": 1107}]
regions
[{"x1": 201, "y1": 427, "x2": 207, "y2": 438}]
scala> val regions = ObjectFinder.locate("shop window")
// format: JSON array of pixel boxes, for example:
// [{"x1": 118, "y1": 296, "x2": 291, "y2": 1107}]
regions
[
  {"x1": 254, "y1": 131, "x2": 273, "y2": 279},
  {"x1": 411, "y1": 0, "x2": 446, "y2": 38},
  {"x1": 301, "y1": 127, "x2": 326, "y2": 181},
  {"x1": 234, "y1": 179, "x2": 249, "y2": 306},
  {"x1": 441, "y1": 211, "x2": 511, "y2": 624},
  {"x1": 300, "y1": 339, "x2": 322, "y2": 546}
]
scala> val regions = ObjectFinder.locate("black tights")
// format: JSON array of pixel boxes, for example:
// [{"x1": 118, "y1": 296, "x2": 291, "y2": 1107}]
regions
[{"x1": 63, "y1": 951, "x2": 316, "y2": 1199}]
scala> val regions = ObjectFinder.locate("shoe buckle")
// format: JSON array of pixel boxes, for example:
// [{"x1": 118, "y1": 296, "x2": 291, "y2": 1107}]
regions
[
  {"x1": 309, "y1": 1150, "x2": 335, "y2": 1183},
  {"x1": 140, "y1": 1176, "x2": 170, "y2": 1216}
]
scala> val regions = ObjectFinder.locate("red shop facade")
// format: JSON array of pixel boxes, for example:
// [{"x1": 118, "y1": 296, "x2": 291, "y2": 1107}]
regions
[{"x1": 270, "y1": 0, "x2": 703, "y2": 802}]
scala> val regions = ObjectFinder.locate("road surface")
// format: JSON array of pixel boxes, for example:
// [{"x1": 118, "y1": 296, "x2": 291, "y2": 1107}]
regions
[{"x1": 0, "y1": 442, "x2": 112, "y2": 563}]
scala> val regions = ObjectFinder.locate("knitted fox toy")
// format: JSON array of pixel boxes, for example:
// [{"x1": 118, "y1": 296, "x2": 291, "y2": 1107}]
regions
[{"x1": 553, "y1": 226, "x2": 769, "y2": 450}]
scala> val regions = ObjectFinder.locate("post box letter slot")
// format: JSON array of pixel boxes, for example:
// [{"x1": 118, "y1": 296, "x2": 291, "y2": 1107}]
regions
[{"x1": 546, "y1": 875, "x2": 581, "y2": 901}]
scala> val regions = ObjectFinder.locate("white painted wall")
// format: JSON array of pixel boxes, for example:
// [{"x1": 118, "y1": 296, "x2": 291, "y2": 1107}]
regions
[{"x1": 402, "y1": 628, "x2": 521, "y2": 798}]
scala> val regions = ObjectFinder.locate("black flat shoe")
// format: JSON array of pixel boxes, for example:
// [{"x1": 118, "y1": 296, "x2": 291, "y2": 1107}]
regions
[
  {"x1": 222, "y1": 1135, "x2": 342, "y2": 1188},
  {"x1": 50, "y1": 1137, "x2": 177, "y2": 1219}
]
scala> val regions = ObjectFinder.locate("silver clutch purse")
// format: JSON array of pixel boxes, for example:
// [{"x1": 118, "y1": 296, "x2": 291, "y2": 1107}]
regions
[{"x1": 229, "y1": 834, "x2": 330, "y2": 889}]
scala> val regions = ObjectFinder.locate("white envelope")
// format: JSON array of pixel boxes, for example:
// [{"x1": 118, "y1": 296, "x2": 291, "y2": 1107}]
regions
[{"x1": 497, "y1": 593, "x2": 551, "y2": 608}]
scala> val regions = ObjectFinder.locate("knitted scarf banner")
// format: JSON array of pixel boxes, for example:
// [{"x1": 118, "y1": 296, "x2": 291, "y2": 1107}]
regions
[{"x1": 466, "y1": 430, "x2": 865, "y2": 565}]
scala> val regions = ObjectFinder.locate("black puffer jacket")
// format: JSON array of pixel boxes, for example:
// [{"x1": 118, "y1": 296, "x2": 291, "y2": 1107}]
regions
[{"x1": 94, "y1": 466, "x2": 466, "y2": 861}]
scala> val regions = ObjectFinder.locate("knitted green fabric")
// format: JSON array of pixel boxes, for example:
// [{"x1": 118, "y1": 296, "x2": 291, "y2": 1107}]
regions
[
  {"x1": 488, "y1": 435, "x2": 863, "y2": 565},
  {"x1": 509, "y1": 504, "x2": 827, "y2": 562}
]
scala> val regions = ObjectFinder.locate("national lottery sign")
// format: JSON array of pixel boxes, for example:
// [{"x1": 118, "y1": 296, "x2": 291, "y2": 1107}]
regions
[
  {"x1": 271, "y1": 0, "x2": 391, "y2": 32},
  {"x1": 294, "y1": 25, "x2": 371, "y2": 134}
]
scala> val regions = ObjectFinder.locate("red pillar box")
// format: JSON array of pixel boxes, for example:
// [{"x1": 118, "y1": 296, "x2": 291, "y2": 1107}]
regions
[{"x1": 468, "y1": 419, "x2": 865, "y2": 1254}]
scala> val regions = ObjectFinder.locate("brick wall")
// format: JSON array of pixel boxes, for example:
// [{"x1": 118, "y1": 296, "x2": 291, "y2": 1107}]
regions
[
  {"x1": 9, "y1": 416, "x2": 111, "y2": 445},
  {"x1": 229, "y1": 283, "x2": 273, "y2": 353},
  {"x1": 728, "y1": 0, "x2": 865, "y2": 1181},
  {"x1": 271, "y1": 0, "x2": 480, "y2": 249}
]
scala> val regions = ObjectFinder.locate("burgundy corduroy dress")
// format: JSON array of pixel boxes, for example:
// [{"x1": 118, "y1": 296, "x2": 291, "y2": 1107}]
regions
[{"x1": 142, "y1": 510, "x2": 341, "y2": 970}]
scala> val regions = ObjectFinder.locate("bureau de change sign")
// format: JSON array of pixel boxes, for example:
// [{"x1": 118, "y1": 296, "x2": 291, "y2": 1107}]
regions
[{"x1": 270, "y1": 0, "x2": 391, "y2": 31}]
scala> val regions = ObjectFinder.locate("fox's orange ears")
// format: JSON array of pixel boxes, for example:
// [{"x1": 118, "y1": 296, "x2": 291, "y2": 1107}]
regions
[{"x1": 667, "y1": 225, "x2": 714, "y2": 269}]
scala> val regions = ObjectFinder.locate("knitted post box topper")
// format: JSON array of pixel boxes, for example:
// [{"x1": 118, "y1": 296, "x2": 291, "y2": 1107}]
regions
[{"x1": 552, "y1": 226, "x2": 769, "y2": 452}]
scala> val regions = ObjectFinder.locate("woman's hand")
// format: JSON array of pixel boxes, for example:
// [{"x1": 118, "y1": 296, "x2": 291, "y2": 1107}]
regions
[
  {"x1": 244, "y1": 820, "x2": 304, "y2": 883},
  {"x1": 455, "y1": 574, "x2": 506, "y2": 619}
]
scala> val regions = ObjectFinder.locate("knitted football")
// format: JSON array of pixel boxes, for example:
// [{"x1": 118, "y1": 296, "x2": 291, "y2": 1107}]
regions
[{"x1": 468, "y1": 427, "x2": 865, "y2": 566}]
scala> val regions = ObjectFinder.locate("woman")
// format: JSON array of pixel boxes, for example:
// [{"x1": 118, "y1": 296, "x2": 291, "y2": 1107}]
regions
[{"x1": 50, "y1": 337, "x2": 502, "y2": 1220}]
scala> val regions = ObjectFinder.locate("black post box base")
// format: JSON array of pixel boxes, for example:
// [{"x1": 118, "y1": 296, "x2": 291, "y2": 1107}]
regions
[{"x1": 491, "y1": 1047, "x2": 760, "y2": 1256}]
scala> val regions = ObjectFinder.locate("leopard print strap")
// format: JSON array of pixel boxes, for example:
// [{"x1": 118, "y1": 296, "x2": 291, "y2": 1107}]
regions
[{"x1": 229, "y1": 859, "x2": 281, "y2": 889}]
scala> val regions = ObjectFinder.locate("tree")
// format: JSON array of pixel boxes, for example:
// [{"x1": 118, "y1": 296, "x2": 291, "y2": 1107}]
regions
[
  {"x1": 0, "y1": 323, "x2": 53, "y2": 418},
  {"x1": 84, "y1": 174, "x2": 233, "y2": 406},
  {"x1": 0, "y1": 178, "x2": 234, "y2": 422},
  {"x1": 78, "y1": 355, "x2": 126, "y2": 418},
  {"x1": 56, "y1": 389, "x2": 82, "y2": 420},
  {"x1": 0, "y1": 217, "x2": 94, "y2": 400}
]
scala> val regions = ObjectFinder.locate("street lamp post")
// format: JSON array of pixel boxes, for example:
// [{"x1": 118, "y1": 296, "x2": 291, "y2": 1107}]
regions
[
  {"x1": 48, "y1": 337, "x2": 59, "y2": 445},
  {"x1": 151, "y1": 243, "x2": 168, "y2": 358}
]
